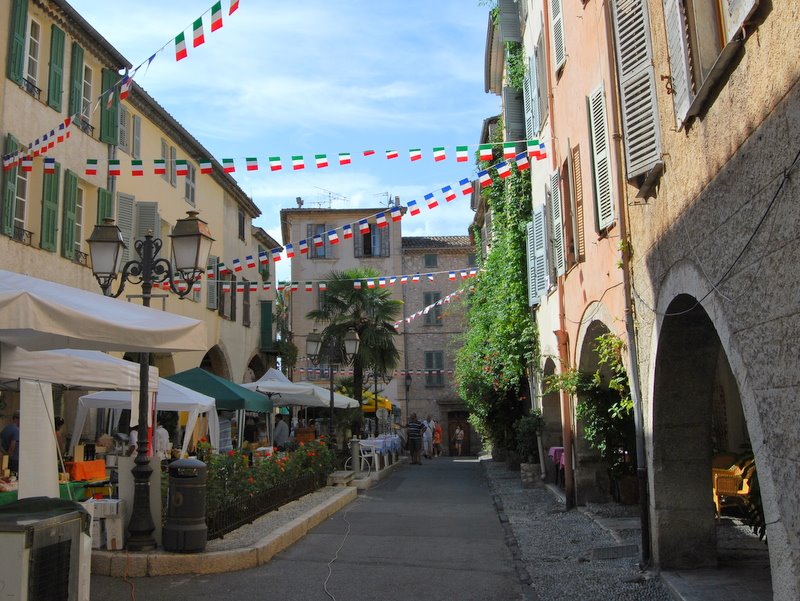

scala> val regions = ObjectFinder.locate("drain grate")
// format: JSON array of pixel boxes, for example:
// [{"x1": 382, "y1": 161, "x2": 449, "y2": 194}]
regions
[{"x1": 591, "y1": 544, "x2": 639, "y2": 560}]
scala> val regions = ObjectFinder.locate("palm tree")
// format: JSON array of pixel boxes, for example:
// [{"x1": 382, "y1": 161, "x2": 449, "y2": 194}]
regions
[{"x1": 306, "y1": 268, "x2": 403, "y2": 403}]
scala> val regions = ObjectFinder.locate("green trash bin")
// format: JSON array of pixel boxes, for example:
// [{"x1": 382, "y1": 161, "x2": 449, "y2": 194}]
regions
[{"x1": 163, "y1": 458, "x2": 207, "y2": 553}]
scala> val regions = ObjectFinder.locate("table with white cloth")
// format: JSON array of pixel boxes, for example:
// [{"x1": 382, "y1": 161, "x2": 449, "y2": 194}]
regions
[{"x1": 359, "y1": 435, "x2": 401, "y2": 470}]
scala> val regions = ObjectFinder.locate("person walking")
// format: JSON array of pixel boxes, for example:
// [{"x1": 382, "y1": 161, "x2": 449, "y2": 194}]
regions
[
  {"x1": 433, "y1": 420, "x2": 442, "y2": 457},
  {"x1": 454, "y1": 424, "x2": 465, "y2": 456},
  {"x1": 406, "y1": 413, "x2": 424, "y2": 465},
  {"x1": 1, "y1": 410, "x2": 20, "y2": 474},
  {"x1": 273, "y1": 414, "x2": 289, "y2": 450},
  {"x1": 422, "y1": 414, "x2": 435, "y2": 459}
]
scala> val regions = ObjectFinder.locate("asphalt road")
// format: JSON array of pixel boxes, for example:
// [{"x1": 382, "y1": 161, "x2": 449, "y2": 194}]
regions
[{"x1": 91, "y1": 457, "x2": 525, "y2": 601}]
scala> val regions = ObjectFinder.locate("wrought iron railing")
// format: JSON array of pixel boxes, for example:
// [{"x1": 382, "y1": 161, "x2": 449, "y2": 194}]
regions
[
  {"x1": 206, "y1": 472, "x2": 320, "y2": 540},
  {"x1": 73, "y1": 250, "x2": 89, "y2": 266},
  {"x1": 22, "y1": 78, "x2": 41, "y2": 99},
  {"x1": 11, "y1": 226, "x2": 33, "y2": 246},
  {"x1": 76, "y1": 117, "x2": 94, "y2": 137}
]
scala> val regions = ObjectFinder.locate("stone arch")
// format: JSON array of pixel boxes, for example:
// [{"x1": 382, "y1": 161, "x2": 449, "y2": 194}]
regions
[
  {"x1": 647, "y1": 260, "x2": 786, "y2": 593},
  {"x1": 246, "y1": 353, "x2": 267, "y2": 383},
  {"x1": 540, "y1": 357, "x2": 561, "y2": 451},
  {"x1": 200, "y1": 344, "x2": 231, "y2": 380}
]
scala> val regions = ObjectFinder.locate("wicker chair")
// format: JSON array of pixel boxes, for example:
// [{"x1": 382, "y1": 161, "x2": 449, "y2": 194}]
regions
[{"x1": 712, "y1": 458, "x2": 755, "y2": 516}]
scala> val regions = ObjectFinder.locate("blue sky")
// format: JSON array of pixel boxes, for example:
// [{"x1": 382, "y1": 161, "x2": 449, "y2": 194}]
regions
[{"x1": 68, "y1": 1, "x2": 500, "y2": 278}]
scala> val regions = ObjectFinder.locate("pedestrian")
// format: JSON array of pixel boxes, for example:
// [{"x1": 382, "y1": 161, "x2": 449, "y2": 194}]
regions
[
  {"x1": 433, "y1": 419, "x2": 442, "y2": 457},
  {"x1": 127, "y1": 425, "x2": 139, "y2": 456},
  {"x1": 1, "y1": 410, "x2": 20, "y2": 474},
  {"x1": 273, "y1": 414, "x2": 289, "y2": 451},
  {"x1": 406, "y1": 413, "x2": 424, "y2": 465},
  {"x1": 422, "y1": 414, "x2": 435, "y2": 459},
  {"x1": 155, "y1": 419, "x2": 171, "y2": 461},
  {"x1": 54, "y1": 416, "x2": 66, "y2": 457},
  {"x1": 454, "y1": 424, "x2": 465, "y2": 456}
]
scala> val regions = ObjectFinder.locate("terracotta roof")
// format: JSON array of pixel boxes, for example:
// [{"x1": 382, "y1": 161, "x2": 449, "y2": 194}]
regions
[{"x1": 401, "y1": 236, "x2": 473, "y2": 249}]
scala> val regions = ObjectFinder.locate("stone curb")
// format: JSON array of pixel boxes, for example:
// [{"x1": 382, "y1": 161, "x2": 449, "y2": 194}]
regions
[{"x1": 91, "y1": 486, "x2": 357, "y2": 577}]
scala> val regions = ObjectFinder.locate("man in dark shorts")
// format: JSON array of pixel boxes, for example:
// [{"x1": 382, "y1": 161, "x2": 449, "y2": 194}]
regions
[{"x1": 406, "y1": 413, "x2": 425, "y2": 465}]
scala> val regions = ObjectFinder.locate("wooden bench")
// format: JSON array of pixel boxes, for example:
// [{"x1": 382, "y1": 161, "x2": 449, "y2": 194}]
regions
[{"x1": 712, "y1": 458, "x2": 755, "y2": 516}]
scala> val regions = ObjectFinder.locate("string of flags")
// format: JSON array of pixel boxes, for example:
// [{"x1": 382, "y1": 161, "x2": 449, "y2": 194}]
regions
[{"x1": 295, "y1": 365, "x2": 457, "y2": 379}]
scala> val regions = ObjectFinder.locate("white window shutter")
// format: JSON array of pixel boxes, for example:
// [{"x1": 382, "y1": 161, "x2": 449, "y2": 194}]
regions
[
  {"x1": 498, "y1": 0, "x2": 522, "y2": 43},
  {"x1": 588, "y1": 85, "x2": 615, "y2": 231},
  {"x1": 722, "y1": 0, "x2": 758, "y2": 43},
  {"x1": 612, "y1": 0, "x2": 662, "y2": 179},
  {"x1": 503, "y1": 86, "x2": 526, "y2": 142},
  {"x1": 523, "y1": 57, "x2": 534, "y2": 140},
  {"x1": 662, "y1": 0, "x2": 692, "y2": 127},
  {"x1": 117, "y1": 193, "x2": 134, "y2": 263},
  {"x1": 525, "y1": 54, "x2": 541, "y2": 138},
  {"x1": 550, "y1": 171, "x2": 566, "y2": 276},
  {"x1": 526, "y1": 220, "x2": 538, "y2": 305},
  {"x1": 551, "y1": 0, "x2": 566, "y2": 72},
  {"x1": 533, "y1": 205, "x2": 549, "y2": 301}
]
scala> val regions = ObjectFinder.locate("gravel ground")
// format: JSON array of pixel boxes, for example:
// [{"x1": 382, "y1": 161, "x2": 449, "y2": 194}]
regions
[
  {"x1": 482, "y1": 458, "x2": 674, "y2": 601},
  {"x1": 204, "y1": 485, "x2": 346, "y2": 552}
]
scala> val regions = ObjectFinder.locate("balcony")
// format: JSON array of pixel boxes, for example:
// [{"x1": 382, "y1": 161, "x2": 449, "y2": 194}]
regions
[
  {"x1": 73, "y1": 249, "x2": 89, "y2": 267},
  {"x1": 76, "y1": 117, "x2": 94, "y2": 137},
  {"x1": 21, "y1": 78, "x2": 41, "y2": 100},
  {"x1": 11, "y1": 226, "x2": 33, "y2": 246}
]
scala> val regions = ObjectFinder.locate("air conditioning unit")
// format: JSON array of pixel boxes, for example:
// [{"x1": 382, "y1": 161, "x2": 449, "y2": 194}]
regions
[{"x1": 0, "y1": 498, "x2": 91, "y2": 601}]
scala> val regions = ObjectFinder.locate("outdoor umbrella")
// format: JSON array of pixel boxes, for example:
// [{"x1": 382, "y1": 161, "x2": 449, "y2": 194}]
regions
[
  {"x1": 166, "y1": 368, "x2": 271, "y2": 412},
  {"x1": 240, "y1": 368, "x2": 314, "y2": 396},
  {"x1": 254, "y1": 368, "x2": 359, "y2": 409}
]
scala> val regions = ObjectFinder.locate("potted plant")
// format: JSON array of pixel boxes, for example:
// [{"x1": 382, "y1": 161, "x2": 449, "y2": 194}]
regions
[{"x1": 514, "y1": 411, "x2": 544, "y2": 487}]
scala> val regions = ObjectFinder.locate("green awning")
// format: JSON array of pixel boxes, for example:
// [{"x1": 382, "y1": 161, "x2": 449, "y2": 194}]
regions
[{"x1": 167, "y1": 368, "x2": 272, "y2": 412}]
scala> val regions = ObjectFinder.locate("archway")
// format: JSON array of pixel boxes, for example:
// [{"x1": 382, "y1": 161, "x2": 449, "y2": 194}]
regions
[
  {"x1": 246, "y1": 353, "x2": 267, "y2": 383},
  {"x1": 200, "y1": 345, "x2": 231, "y2": 380},
  {"x1": 650, "y1": 294, "x2": 763, "y2": 571},
  {"x1": 540, "y1": 358, "x2": 561, "y2": 450}
]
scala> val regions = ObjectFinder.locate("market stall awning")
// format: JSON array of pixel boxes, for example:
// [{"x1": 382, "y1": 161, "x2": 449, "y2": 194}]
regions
[
  {"x1": 361, "y1": 397, "x2": 393, "y2": 412},
  {"x1": 240, "y1": 368, "x2": 315, "y2": 396},
  {"x1": 167, "y1": 368, "x2": 272, "y2": 412}
]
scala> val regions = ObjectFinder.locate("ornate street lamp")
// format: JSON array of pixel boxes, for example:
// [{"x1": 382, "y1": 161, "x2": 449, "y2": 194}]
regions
[
  {"x1": 87, "y1": 210, "x2": 213, "y2": 552},
  {"x1": 306, "y1": 328, "x2": 360, "y2": 443}
]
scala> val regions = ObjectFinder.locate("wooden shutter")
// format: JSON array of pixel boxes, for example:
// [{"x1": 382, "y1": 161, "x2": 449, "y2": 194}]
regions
[
  {"x1": 527, "y1": 205, "x2": 549, "y2": 306},
  {"x1": 535, "y1": 35, "x2": 549, "y2": 124},
  {"x1": 116, "y1": 193, "x2": 134, "y2": 263},
  {"x1": 612, "y1": 0, "x2": 662, "y2": 179},
  {"x1": 587, "y1": 85, "x2": 615, "y2": 231},
  {"x1": 61, "y1": 169, "x2": 77, "y2": 258},
  {"x1": 7, "y1": 0, "x2": 28, "y2": 84},
  {"x1": 353, "y1": 224, "x2": 363, "y2": 258},
  {"x1": 207, "y1": 255, "x2": 219, "y2": 310},
  {"x1": 502, "y1": 86, "x2": 526, "y2": 142},
  {"x1": 550, "y1": 171, "x2": 565, "y2": 276},
  {"x1": 99, "y1": 69, "x2": 119, "y2": 144},
  {"x1": 259, "y1": 301, "x2": 273, "y2": 351},
  {"x1": 97, "y1": 187, "x2": 113, "y2": 222},
  {"x1": 523, "y1": 54, "x2": 540, "y2": 140},
  {"x1": 2, "y1": 135, "x2": 19, "y2": 237},
  {"x1": 526, "y1": 221, "x2": 538, "y2": 306},
  {"x1": 662, "y1": 0, "x2": 692, "y2": 127},
  {"x1": 68, "y1": 42, "x2": 84, "y2": 116},
  {"x1": 40, "y1": 163, "x2": 60, "y2": 251},
  {"x1": 132, "y1": 115, "x2": 141, "y2": 159},
  {"x1": 118, "y1": 106, "x2": 129, "y2": 152},
  {"x1": 571, "y1": 145, "x2": 586, "y2": 261},
  {"x1": 498, "y1": 0, "x2": 521, "y2": 43},
  {"x1": 135, "y1": 201, "x2": 159, "y2": 242},
  {"x1": 47, "y1": 25, "x2": 65, "y2": 110},
  {"x1": 723, "y1": 0, "x2": 758, "y2": 43},
  {"x1": 550, "y1": 0, "x2": 566, "y2": 72},
  {"x1": 381, "y1": 223, "x2": 390, "y2": 257}
]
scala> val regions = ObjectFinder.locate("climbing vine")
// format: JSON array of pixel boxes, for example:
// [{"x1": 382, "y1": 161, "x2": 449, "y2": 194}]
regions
[
  {"x1": 455, "y1": 117, "x2": 539, "y2": 450},
  {"x1": 505, "y1": 42, "x2": 525, "y2": 91}
]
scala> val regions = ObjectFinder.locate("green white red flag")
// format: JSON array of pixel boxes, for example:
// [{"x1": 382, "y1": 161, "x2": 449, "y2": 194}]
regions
[
  {"x1": 339, "y1": 152, "x2": 351, "y2": 165},
  {"x1": 433, "y1": 147, "x2": 446, "y2": 161},
  {"x1": 175, "y1": 32, "x2": 188, "y2": 61},
  {"x1": 269, "y1": 156, "x2": 282, "y2": 171},
  {"x1": 479, "y1": 144, "x2": 493, "y2": 161},
  {"x1": 175, "y1": 159, "x2": 189, "y2": 176},
  {"x1": 200, "y1": 160, "x2": 213, "y2": 174},
  {"x1": 246, "y1": 157, "x2": 258, "y2": 171},
  {"x1": 222, "y1": 158, "x2": 235, "y2": 173},
  {"x1": 409, "y1": 148, "x2": 422, "y2": 161},
  {"x1": 85, "y1": 158, "x2": 98, "y2": 176},
  {"x1": 211, "y1": 2, "x2": 224, "y2": 31},
  {"x1": 292, "y1": 155, "x2": 304, "y2": 170},
  {"x1": 153, "y1": 159, "x2": 166, "y2": 175},
  {"x1": 193, "y1": 18, "x2": 205, "y2": 48},
  {"x1": 503, "y1": 142, "x2": 517, "y2": 160},
  {"x1": 108, "y1": 159, "x2": 121, "y2": 176},
  {"x1": 131, "y1": 159, "x2": 144, "y2": 176},
  {"x1": 456, "y1": 146, "x2": 469, "y2": 162},
  {"x1": 315, "y1": 154, "x2": 328, "y2": 168},
  {"x1": 386, "y1": 149, "x2": 399, "y2": 160}
]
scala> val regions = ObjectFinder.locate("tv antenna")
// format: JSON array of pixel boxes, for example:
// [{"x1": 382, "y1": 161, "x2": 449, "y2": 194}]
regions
[{"x1": 313, "y1": 187, "x2": 349, "y2": 208}]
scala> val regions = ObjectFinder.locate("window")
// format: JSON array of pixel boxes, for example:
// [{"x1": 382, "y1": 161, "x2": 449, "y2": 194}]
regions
[
  {"x1": 423, "y1": 253, "x2": 438, "y2": 268},
  {"x1": 13, "y1": 157, "x2": 29, "y2": 237},
  {"x1": 423, "y1": 292, "x2": 442, "y2": 325},
  {"x1": 242, "y1": 280, "x2": 251, "y2": 327},
  {"x1": 220, "y1": 275, "x2": 236, "y2": 321},
  {"x1": 47, "y1": 25, "x2": 65, "y2": 110},
  {"x1": 549, "y1": 171, "x2": 565, "y2": 277},
  {"x1": 587, "y1": 85, "x2": 614, "y2": 231},
  {"x1": 559, "y1": 159, "x2": 577, "y2": 269},
  {"x1": 523, "y1": 32, "x2": 550, "y2": 139},
  {"x1": 662, "y1": 0, "x2": 759, "y2": 128},
  {"x1": 160, "y1": 139, "x2": 168, "y2": 181},
  {"x1": 308, "y1": 223, "x2": 327, "y2": 259},
  {"x1": 169, "y1": 146, "x2": 177, "y2": 186},
  {"x1": 26, "y1": 19, "x2": 40, "y2": 86},
  {"x1": 467, "y1": 253, "x2": 477, "y2": 267},
  {"x1": 238, "y1": 209, "x2": 246, "y2": 241},
  {"x1": 42, "y1": 164, "x2": 62, "y2": 253},
  {"x1": 526, "y1": 205, "x2": 549, "y2": 306},
  {"x1": 67, "y1": 42, "x2": 83, "y2": 116},
  {"x1": 550, "y1": 0, "x2": 566, "y2": 73},
  {"x1": 116, "y1": 195, "x2": 158, "y2": 264},
  {"x1": 425, "y1": 351, "x2": 445, "y2": 387},
  {"x1": 317, "y1": 288, "x2": 327, "y2": 312},
  {"x1": 131, "y1": 115, "x2": 141, "y2": 159},
  {"x1": 118, "y1": 105, "x2": 130, "y2": 153},
  {"x1": 184, "y1": 162, "x2": 196, "y2": 205},
  {"x1": 7, "y1": 0, "x2": 28, "y2": 85},
  {"x1": 355, "y1": 224, "x2": 389, "y2": 258},
  {"x1": 258, "y1": 245, "x2": 270, "y2": 280},
  {"x1": 74, "y1": 186, "x2": 84, "y2": 258},
  {"x1": 81, "y1": 65, "x2": 92, "y2": 119},
  {"x1": 570, "y1": 145, "x2": 586, "y2": 262},
  {"x1": 206, "y1": 255, "x2": 219, "y2": 310},
  {"x1": 99, "y1": 69, "x2": 118, "y2": 144},
  {"x1": 611, "y1": 0, "x2": 662, "y2": 182}
]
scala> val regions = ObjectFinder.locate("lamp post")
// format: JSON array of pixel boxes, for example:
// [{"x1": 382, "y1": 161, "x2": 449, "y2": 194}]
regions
[
  {"x1": 87, "y1": 211, "x2": 213, "y2": 551},
  {"x1": 305, "y1": 328, "x2": 360, "y2": 444}
]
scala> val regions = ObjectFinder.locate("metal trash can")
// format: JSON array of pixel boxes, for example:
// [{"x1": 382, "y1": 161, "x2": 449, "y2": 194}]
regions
[{"x1": 163, "y1": 458, "x2": 207, "y2": 553}]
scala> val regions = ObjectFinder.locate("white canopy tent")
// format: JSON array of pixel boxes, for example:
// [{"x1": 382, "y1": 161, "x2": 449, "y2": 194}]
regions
[
  {"x1": 260, "y1": 370, "x2": 359, "y2": 409},
  {"x1": 240, "y1": 368, "x2": 315, "y2": 396},
  {"x1": 71, "y1": 379, "x2": 219, "y2": 459}
]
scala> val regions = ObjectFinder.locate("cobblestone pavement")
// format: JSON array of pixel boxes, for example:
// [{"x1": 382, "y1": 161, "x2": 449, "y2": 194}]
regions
[{"x1": 482, "y1": 458, "x2": 674, "y2": 601}]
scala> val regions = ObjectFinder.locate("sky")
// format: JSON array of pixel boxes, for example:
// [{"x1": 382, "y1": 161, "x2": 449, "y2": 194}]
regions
[{"x1": 67, "y1": 1, "x2": 500, "y2": 279}]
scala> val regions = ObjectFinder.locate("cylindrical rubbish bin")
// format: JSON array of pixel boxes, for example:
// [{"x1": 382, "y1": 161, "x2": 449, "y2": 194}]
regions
[{"x1": 163, "y1": 458, "x2": 207, "y2": 553}]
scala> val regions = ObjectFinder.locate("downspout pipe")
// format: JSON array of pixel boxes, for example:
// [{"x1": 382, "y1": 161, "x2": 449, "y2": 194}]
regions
[{"x1": 602, "y1": 0, "x2": 651, "y2": 566}]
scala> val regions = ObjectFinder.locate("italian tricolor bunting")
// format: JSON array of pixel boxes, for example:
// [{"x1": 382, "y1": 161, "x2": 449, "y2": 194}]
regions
[
  {"x1": 456, "y1": 146, "x2": 469, "y2": 162},
  {"x1": 292, "y1": 156, "x2": 304, "y2": 170},
  {"x1": 222, "y1": 158, "x2": 235, "y2": 173},
  {"x1": 229, "y1": 0, "x2": 239, "y2": 15},
  {"x1": 175, "y1": 32, "x2": 188, "y2": 61},
  {"x1": 269, "y1": 156, "x2": 282, "y2": 171},
  {"x1": 108, "y1": 160, "x2": 121, "y2": 176},
  {"x1": 131, "y1": 160, "x2": 144, "y2": 176},
  {"x1": 193, "y1": 18, "x2": 205, "y2": 48},
  {"x1": 200, "y1": 160, "x2": 213, "y2": 174},
  {"x1": 211, "y1": 2, "x2": 223, "y2": 31},
  {"x1": 154, "y1": 159, "x2": 166, "y2": 175},
  {"x1": 433, "y1": 147, "x2": 446, "y2": 162},
  {"x1": 339, "y1": 152, "x2": 351, "y2": 165},
  {"x1": 85, "y1": 158, "x2": 98, "y2": 176},
  {"x1": 503, "y1": 142, "x2": 517, "y2": 160},
  {"x1": 386, "y1": 149, "x2": 399, "y2": 160},
  {"x1": 175, "y1": 159, "x2": 189, "y2": 176},
  {"x1": 315, "y1": 154, "x2": 328, "y2": 168},
  {"x1": 246, "y1": 157, "x2": 258, "y2": 171},
  {"x1": 409, "y1": 148, "x2": 422, "y2": 161},
  {"x1": 479, "y1": 144, "x2": 493, "y2": 161}
]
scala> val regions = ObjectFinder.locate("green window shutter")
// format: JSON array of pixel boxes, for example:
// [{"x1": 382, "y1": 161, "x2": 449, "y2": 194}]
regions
[
  {"x1": 97, "y1": 187, "x2": 113, "y2": 222},
  {"x1": 612, "y1": 0, "x2": 662, "y2": 179},
  {"x1": 550, "y1": 171, "x2": 565, "y2": 276},
  {"x1": 7, "y1": 0, "x2": 28, "y2": 84},
  {"x1": 259, "y1": 300, "x2": 273, "y2": 351},
  {"x1": 68, "y1": 42, "x2": 84, "y2": 116},
  {"x1": 60, "y1": 169, "x2": 77, "y2": 258},
  {"x1": 587, "y1": 84, "x2": 615, "y2": 230},
  {"x1": 40, "y1": 163, "x2": 60, "y2": 251},
  {"x1": 47, "y1": 25, "x2": 65, "y2": 110},
  {"x1": 2, "y1": 134, "x2": 19, "y2": 236},
  {"x1": 99, "y1": 68, "x2": 119, "y2": 144}
]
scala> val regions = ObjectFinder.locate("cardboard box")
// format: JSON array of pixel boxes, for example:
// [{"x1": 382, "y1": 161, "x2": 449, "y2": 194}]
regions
[
  {"x1": 104, "y1": 516, "x2": 124, "y2": 551},
  {"x1": 91, "y1": 519, "x2": 105, "y2": 549},
  {"x1": 92, "y1": 498, "x2": 124, "y2": 518},
  {"x1": 74, "y1": 444, "x2": 85, "y2": 462}
]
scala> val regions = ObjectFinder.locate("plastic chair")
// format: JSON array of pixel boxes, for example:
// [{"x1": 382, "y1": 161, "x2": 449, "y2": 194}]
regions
[{"x1": 344, "y1": 441, "x2": 373, "y2": 476}]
